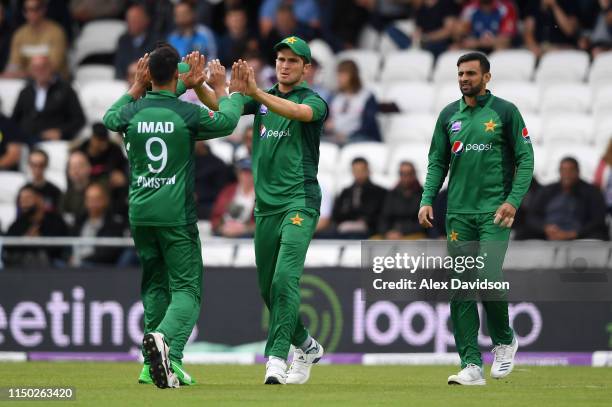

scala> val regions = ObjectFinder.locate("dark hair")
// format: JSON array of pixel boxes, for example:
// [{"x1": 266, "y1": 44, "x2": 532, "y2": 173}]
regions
[
  {"x1": 352, "y1": 157, "x2": 369, "y2": 167},
  {"x1": 92, "y1": 122, "x2": 109, "y2": 139},
  {"x1": 457, "y1": 51, "x2": 490, "y2": 73},
  {"x1": 337, "y1": 59, "x2": 362, "y2": 92},
  {"x1": 560, "y1": 156, "x2": 580, "y2": 172},
  {"x1": 148, "y1": 42, "x2": 180, "y2": 85},
  {"x1": 19, "y1": 184, "x2": 42, "y2": 198},
  {"x1": 176, "y1": 0, "x2": 195, "y2": 11},
  {"x1": 85, "y1": 182, "x2": 110, "y2": 199},
  {"x1": 29, "y1": 148, "x2": 49, "y2": 166}
]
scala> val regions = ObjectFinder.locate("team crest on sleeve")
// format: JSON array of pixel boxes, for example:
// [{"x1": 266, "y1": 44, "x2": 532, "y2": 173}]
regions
[
  {"x1": 450, "y1": 121, "x2": 462, "y2": 133},
  {"x1": 208, "y1": 109, "x2": 215, "y2": 119},
  {"x1": 259, "y1": 124, "x2": 267, "y2": 138},
  {"x1": 522, "y1": 127, "x2": 531, "y2": 143},
  {"x1": 451, "y1": 141, "x2": 464, "y2": 156},
  {"x1": 259, "y1": 104, "x2": 268, "y2": 115}
]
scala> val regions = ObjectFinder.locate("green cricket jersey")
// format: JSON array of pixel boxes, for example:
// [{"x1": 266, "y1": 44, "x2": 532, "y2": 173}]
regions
[
  {"x1": 242, "y1": 82, "x2": 328, "y2": 216},
  {"x1": 420, "y1": 90, "x2": 534, "y2": 213},
  {"x1": 103, "y1": 90, "x2": 244, "y2": 226}
]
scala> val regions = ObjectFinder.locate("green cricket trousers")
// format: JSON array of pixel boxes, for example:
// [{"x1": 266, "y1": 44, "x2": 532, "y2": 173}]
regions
[
  {"x1": 446, "y1": 212, "x2": 514, "y2": 368},
  {"x1": 254, "y1": 208, "x2": 319, "y2": 360},
  {"x1": 131, "y1": 223, "x2": 203, "y2": 363}
]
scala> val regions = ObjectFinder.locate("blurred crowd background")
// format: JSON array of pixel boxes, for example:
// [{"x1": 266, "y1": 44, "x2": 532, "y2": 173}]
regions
[{"x1": 0, "y1": 0, "x2": 611, "y2": 268}]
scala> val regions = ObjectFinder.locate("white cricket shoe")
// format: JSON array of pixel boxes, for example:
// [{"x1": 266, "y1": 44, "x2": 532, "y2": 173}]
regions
[
  {"x1": 448, "y1": 364, "x2": 486, "y2": 385},
  {"x1": 286, "y1": 339, "x2": 324, "y2": 384},
  {"x1": 142, "y1": 332, "x2": 180, "y2": 389},
  {"x1": 491, "y1": 336, "x2": 519, "y2": 379},
  {"x1": 264, "y1": 357, "x2": 287, "y2": 385}
]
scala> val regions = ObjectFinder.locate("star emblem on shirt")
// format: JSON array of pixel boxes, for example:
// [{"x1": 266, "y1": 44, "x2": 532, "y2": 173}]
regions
[
  {"x1": 291, "y1": 213, "x2": 303, "y2": 226},
  {"x1": 450, "y1": 230, "x2": 459, "y2": 241},
  {"x1": 484, "y1": 119, "x2": 497, "y2": 132},
  {"x1": 286, "y1": 36, "x2": 298, "y2": 44}
]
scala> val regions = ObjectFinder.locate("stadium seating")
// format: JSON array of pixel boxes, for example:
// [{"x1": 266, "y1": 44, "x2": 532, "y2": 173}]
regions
[
  {"x1": 541, "y1": 113, "x2": 594, "y2": 145},
  {"x1": 588, "y1": 51, "x2": 612, "y2": 84},
  {"x1": 386, "y1": 143, "x2": 431, "y2": 185},
  {"x1": 540, "y1": 83, "x2": 591, "y2": 114},
  {"x1": 490, "y1": 81, "x2": 539, "y2": 113},
  {"x1": 592, "y1": 84, "x2": 612, "y2": 117},
  {"x1": 319, "y1": 142, "x2": 340, "y2": 174},
  {"x1": 521, "y1": 113, "x2": 542, "y2": 144},
  {"x1": 543, "y1": 144, "x2": 599, "y2": 184},
  {"x1": 337, "y1": 142, "x2": 389, "y2": 176},
  {"x1": 308, "y1": 39, "x2": 337, "y2": 90},
  {"x1": 335, "y1": 49, "x2": 382, "y2": 83},
  {"x1": 434, "y1": 82, "x2": 461, "y2": 113},
  {"x1": 74, "y1": 65, "x2": 116, "y2": 87},
  {"x1": 79, "y1": 80, "x2": 128, "y2": 123},
  {"x1": 36, "y1": 141, "x2": 70, "y2": 191},
  {"x1": 535, "y1": 50, "x2": 590, "y2": 85},
  {"x1": 384, "y1": 113, "x2": 435, "y2": 145},
  {"x1": 381, "y1": 81, "x2": 434, "y2": 113},
  {"x1": 432, "y1": 49, "x2": 470, "y2": 84},
  {"x1": 71, "y1": 19, "x2": 126, "y2": 68},
  {"x1": 0, "y1": 79, "x2": 26, "y2": 116},
  {"x1": 207, "y1": 139, "x2": 234, "y2": 165},
  {"x1": 380, "y1": 50, "x2": 434, "y2": 83},
  {"x1": 489, "y1": 49, "x2": 536, "y2": 81}
]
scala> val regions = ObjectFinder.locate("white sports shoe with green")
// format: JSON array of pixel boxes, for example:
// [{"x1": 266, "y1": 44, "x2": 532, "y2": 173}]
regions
[
  {"x1": 491, "y1": 336, "x2": 518, "y2": 379},
  {"x1": 448, "y1": 364, "x2": 486, "y2": 386},
  {"x1": 286, "y1": 339, "x2": 324, "y2": 384},
  {"x1": 142, "y1": 332, "x2": 180, "y2": 389}
]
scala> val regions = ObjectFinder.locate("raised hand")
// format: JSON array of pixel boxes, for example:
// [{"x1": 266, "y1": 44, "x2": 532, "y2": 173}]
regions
[
  {"x1": 128, "y1": 53, "x2": 150, "y2": 99},
  {"x1": 206, "y1": 58, "x2": 226, "y2": 91},
  {"x1": 228, "y1": 59, "x2": 248, "y2": 94},
  {"x1": 181, "y1": 51, "x2": 206, "y2": 89}
]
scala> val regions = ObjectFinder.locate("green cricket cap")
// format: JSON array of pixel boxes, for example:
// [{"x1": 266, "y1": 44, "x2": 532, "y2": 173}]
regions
[
  {"x1": 273, "y1": 36, "x2": 311, "y2": 63},
  {"x1": 177, "y1": 62, "x2": 190, "y2": 74}
]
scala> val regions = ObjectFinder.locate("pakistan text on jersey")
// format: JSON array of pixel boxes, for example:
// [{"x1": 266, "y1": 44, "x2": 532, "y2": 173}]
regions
[
  {"x1": 138, "y1": 121, "x2": 175, "y2": 133},
  {"x1": 137, "y1": 175, "x2": 176, "y2": 188}
]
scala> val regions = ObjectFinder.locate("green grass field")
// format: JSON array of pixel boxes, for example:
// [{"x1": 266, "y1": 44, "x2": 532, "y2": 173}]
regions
[{"x1": 2, "y1": 363, "x2": 612, "y2": 406}]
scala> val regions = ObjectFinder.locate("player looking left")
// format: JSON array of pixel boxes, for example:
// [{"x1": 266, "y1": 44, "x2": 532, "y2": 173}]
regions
[{"x1": 103, "y1": 43, "x2": 247, "y2": 389}]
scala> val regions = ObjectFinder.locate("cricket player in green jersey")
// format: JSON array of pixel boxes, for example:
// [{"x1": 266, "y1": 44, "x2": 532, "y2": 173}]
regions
[
  {"x1": 230, "y1": 37, "x2": 328, "y2": 385},
  {"x1": 103, "y1": 44, "x2": 247, "y2": 388},
  {"x1": 418, "y1": 52, "x2": 534, "y2": 385}
]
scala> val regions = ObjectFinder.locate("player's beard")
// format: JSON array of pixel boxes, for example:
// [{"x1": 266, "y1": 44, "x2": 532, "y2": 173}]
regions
[{"x1": 460, "y1": 79, "x2": 485, "y2": 97}]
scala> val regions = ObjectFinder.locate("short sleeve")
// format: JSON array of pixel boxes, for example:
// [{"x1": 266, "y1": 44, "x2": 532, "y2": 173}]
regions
[{"x1": 302, "y1": 93, "x2": 328, "y2": 122}]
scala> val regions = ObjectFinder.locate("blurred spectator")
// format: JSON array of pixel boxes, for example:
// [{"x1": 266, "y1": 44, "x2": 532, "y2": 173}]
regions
[
  {"x1": 194, "y1": 141, "x2": 234, "y2": 220},
  {"x1": 76, "y1": 123, "x2": 127, "y2": 188},
  {"x1": 332, "y1": 157, "x2": 386, "y2": 238},
  {"x1": 114, "y1": 3, "x2": 159, "y2": 80},
  {"x1": 140, "y1": 0, "x2": 174, "y2": 37},
  {"x1": 0, "y1": 114, "x2": 25, "y2": 171},
  {"x1": 523, "y1": 0, "x2": 580, "y2": 57},
  {"x1": 512, "y1": 178, "x2": 542, "y2": 240},
  {"x1": 0, "y1": 4, "x2": 11, "y2": 72},
  {"x1": 245, "y1": 50, "x2": 277, "y2": 90},
  {"x1": 455, "y1": 0, "x2": 518, "y2": 53},
  {"x1": 60, "y1": 151, "x2": 91, "y2": 226},
  {"x1": 70, "y1": 0, "x2": 125, "y2": 25},
  {"x1": 594, "y1": 139, "x2": 612, "y2": 214},
  {"x1": 71, "y1": 183, "x2": 126, "y2": 266},
  {"x1": 3, "y1": 0, "x2": 67, "y2": 78},
  {"x1": 76, "y1": 122, "x2": 128, "y2": 216},
  {"x1": 579, "y1": 0, "x2": 612, "y2": 57},
  {"x1": 378, "y1": 161, "x2": 426, "y2": 239},
  {"x1": 261, "y1": 3, "x2": 314, "y2": 64},
  {"x1": 385, "y1": 0, "x2": 458, "y2": 57},
  {"x1": 325, "y1": 60, "x2": 381, "y2": 144},
  {"x1": 23, "y1": 148, "x2": 62, "y2": 212},
  {"x1": 218, "y1": 5, "x2": 259, "y2": 67},
  {"x1": 259, "y1": 0, "x2": 321, "y2": 38},
  {"x1": 211, "y1": 158, "x2": 255, "y2": 237},
  {"x1": 12, "y1": 55, "x2": 85, "y2": 144},
  {"x1": 167, "y1": 0, "x2": 217, "y2": 59},
  {"x1": 303, "y1": 57, "x2": 332, "y2": 103},
  {"x1": 356, "y1": 0, "x2": 410, "y2": 29},
  {"x1": 11, "y1": 0, "x2": 74, "y2": 44},
  {"x1": 527, "y1": 157, "x2": 608, "y2": 240},
  {"x1": 4, "y1": 185, "x2": 68, "y2": 267},
  {"x1": 327, "y1": 0, "x2": 369, "y2": 50}
]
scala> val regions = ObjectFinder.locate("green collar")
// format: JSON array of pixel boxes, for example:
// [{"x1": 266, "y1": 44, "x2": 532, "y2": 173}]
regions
[
  {"x1": 460, "y1": 89, "x2": 492, "y2": 112},
  {"x1": 270, "y1": 81, "x2": 310, "y2": 96},
  {"x1": 145, "y1": 90, "x2": 178, "y2": 99}
]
